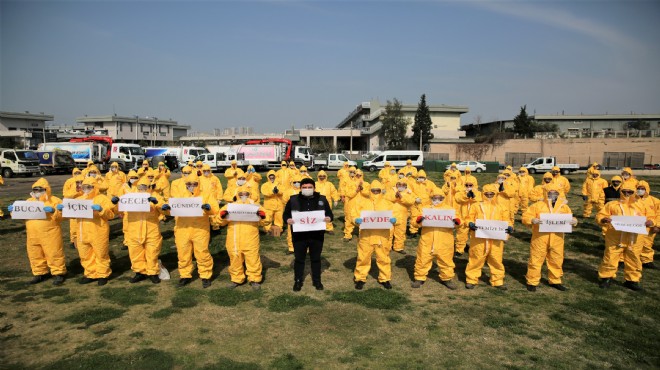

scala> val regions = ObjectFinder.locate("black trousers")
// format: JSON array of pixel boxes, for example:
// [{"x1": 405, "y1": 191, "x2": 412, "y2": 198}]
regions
[{"x1": 293, "y1": 239, "x2": 324, "y2": 283}]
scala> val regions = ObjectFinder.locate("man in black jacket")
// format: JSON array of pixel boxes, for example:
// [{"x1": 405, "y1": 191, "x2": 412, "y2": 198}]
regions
[
  {"x1": 283, "y1": 178, "x2": 333, "y2": 292},
  {"x1": 603, "y1": 175, "x2": 622, "y2": 204}
]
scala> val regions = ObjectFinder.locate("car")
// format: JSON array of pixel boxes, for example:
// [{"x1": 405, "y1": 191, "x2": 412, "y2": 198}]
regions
[
  {"x1": 643, "y1": 164, "x2": 660, "y2": 170},
  {"x1": 446, "y1": 161, "x2": 486, "y2": 173}
]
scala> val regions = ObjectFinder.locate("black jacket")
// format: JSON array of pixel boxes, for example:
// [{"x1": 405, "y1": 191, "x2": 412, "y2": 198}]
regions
[{"x1": 283, "y1": 192, "x2": 333, "y2": 242}]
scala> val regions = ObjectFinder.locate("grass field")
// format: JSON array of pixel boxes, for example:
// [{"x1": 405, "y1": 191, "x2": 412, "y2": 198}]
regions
[{"x1": 0, "y1": 171, "x2": 659, "y2": 369}]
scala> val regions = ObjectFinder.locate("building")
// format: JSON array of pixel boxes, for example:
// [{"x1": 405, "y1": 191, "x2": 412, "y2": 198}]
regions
[
  {"x1": 0, "y1": 111, "x2": 54, "y2": 148},
  {"x1": 74, "y1": 115, "x2": 191, "y2": 145}
]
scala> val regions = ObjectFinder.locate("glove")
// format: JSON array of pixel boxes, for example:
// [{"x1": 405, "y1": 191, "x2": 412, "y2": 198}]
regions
[
  {"x1": 111, "y1": 196, "x2": 120, "y2": 204},
  {"x1": 570, "y1": 218, "x2": 578, "y2": 226},
  {"x1": 201, "y1": 204, "x2": 211, "y2": 211},
  {"x1": 416, "y1": 216, "x2": 424, "y2": 223},
  {"x1": 273, "y1": 187, "x2": 279, "y2": 194},
  {"x1": 233, "y1": 196, "x2": 237, "y2": 201},
  {"x1": 56, "y1": 204, "x2": 64, "y2": 211},
  {"x1": 7, "y1": 204, "x2": 14, "y2": 212},
  {"x1": 390, "y1": 217, "x2": 397, "y2": 224},
  {"x1": 600, "y1": 217, "x2": 611, "y2": 224},
  {"x1": 645, "y1": 220, "x2": 654, "y2": 227},
  {"x1": 257, "y1": 210, "x2": 266, "y2": 219},
  {"x1": 532, "y1": 218, "x2": 541, "y2": 225},
  {"x1": 354, "y1": 218, "x2": 363, "y2": 225},
  {"x1": 499, "y1": 183, "x2": 504, "y2": 192},
  {"x1": 220, "y1": 210, "x2": 228, "y2": 219},
  {"x1": 91, "y1": 204, "x2": 102, "y2": 212},
  {"x1": 505, "y1": 226, "x2": 514, "y2": 234},
  {"x1": 469, "y1": 222, "x2": 477, "y2": 231},
  {"x1": 148, "y1": 197, "x2": 158, "y2": 204},
  {"x1": 161, "y1": 204, "x2": 171, "y2": 211},
  {"x1": 467, "y1": 190, "x2": 475, "y2": 198},
  {"x1": 415, "y1": 198, "x2": 422, "y2": 204},
  {"x1": 581, "y1": 195, "x2": 588, "y2": 201},
  {"x1": 43, "y1": 206, "x2": 54, "y2": 213},
  {"x1": 453, "y1": 218, "x2": 461, "y2": 226}
]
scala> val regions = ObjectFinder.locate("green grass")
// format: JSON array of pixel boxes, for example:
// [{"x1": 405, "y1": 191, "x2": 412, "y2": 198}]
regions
[
  {"x1": 207, "y1": 288, "x2": 263, "y2": 307},
  {"x1": 99, "y1": 285, "x2": 157, "y2": 307},
  {"x1": 267, "y1": 293, "x2": 322, "y2": 312},
  {"x1": 62, "y1": 307, "x2": 126, "y2": 327},
  {"x1": 331, "y1": 288, "x2": 410, "y2": 310}
]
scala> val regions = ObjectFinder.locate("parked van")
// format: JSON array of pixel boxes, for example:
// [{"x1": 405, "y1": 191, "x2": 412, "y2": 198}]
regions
[{"x1": 362, "y1": 150, "x2": 424, "y2": 171}]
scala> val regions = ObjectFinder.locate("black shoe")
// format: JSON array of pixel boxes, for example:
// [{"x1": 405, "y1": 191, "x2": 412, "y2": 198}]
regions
[
  {"x1": 52, "y1": 275, "x2": 65, "y2": 286},
  {"x1": 618, "y1": 261, "x2": 624, "y2": 267},
  {"x1": 623, "y1": 280, "x2": 642, "y2": 291},
  {"x1": 202, "y1": 279, "x2": 211, "y2": 289},
  {"x1": 354, "y1": 281, "x2": 365, "y2": 290},
  {"x1": 178, "y1": 278, "x2": 191, "y2": 287},
  {"x1": 441, "y1": 280, "x2": 457, "y2": 290},
  {"x1": 494, "y1": 285, "x2": 508, "y2": 291},
  {"x1": 380, "y1": 281, "x2": 392, "y2": 290},
  {"x1": 149, "y1": 275, "x2": 161, "y2": 284},
  {"x1": 29, "y1": 274, "x2": 49, "y2": 285},
  {"x1": 121, "y1": 245, "x2": 128, "y2": 250},
  {"x1": 313, "y1": 282, "x2": 324, "y2": 291},
  {"x1": 550, "y1": 284, "x2": 567, "y2": 291},
  {"x1": 129, "y1": 273, "x2": 146, "y2": 284},
  {"x1": 599, "y1": 278, "x2": 611, "y2": 289},
  {"x1": 526, "y1": 284, "x2": 537, "y2": 292},
  {"x1": 97, "y1": 278, "x2": 108, "y2": 286},
  {"x1": 343, "y1": 237, "x2": 352, "y2": 243},
  {"x1": 326, "y1": 230, "x2": 334, "y2": 235},
  {"x1": 411, "y1": 280, "x2": 423, "y2": 288},
  {"x1": 79, "y1": 277, "x2": 95, "y2": 285},
  {"x1": 642, "y1": 262, "x2": 657, "y2": 269},
  {"x1": 454, "y1": 252, "x2": 463, "y2": 257},
  {"x1": 395, "y1": 250, "x2": 406, "y2": 255},
  {"x1": 293, "y1": 281, "x2": 303, "y2": 292},
  {"x1": 465, "y1": 283, "x2": 475, "y2": 290},
  {"x1": 69, "y1": 243, "x2": 76, "y2": 250}
]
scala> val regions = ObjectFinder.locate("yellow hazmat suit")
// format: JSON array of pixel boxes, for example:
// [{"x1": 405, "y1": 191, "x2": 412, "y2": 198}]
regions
[
  {"x1": 224, "y1": 161, "x2": 240, "y2": 189},
  {"x1": 115, "y1": 170, "x2": 139, "y2": 248},
  {"x1": 157, "y1": 161, "x2": 171, "y2": 179},
  {"x1": 378, "y1": 162, "x2": 393, "y2": 182},
  {"x1": 522, "y1": 184, "x2": 576, "y2": 289},
  {"x1": 105, "y1": 162, "x2": 127, "y2": 198},
  {"x1": 550, "y1": 166, "x2": 570, "y2": 194},
  {"x1": 494, "y1": 174, "x2": 517, "y2": 224},
  {"x1": 620, "y1": 167, "x2": 639, "y2": 190},
  {"x1": 517, "y1": 167, "x2": 535, "y2": 213},
  {"x1": 246, "y1": 165, "x2": 262, "y2": 197},
  {"x1": 63, "y1": 171, "x2": 84, "y2": 246},
  {"x1": 581, "y1": 170, "x2": 608, "y2": 217},
  {"x1": 443, "y1": 163, "x2": 462, "y2": 185},
  {"x1": 276, "y1": 161, "x2": 293, "y2": 191},
  {"x1": 170, "y1": 166, "x2": 193, "y2": 198},
  {"x1": 462, "y1": 167, "x2": 479, "y2": 189},
  {"x1": 465, "y1": 184, "x2": 512, "y2": 288},
  {"x1": 315, "y1": 171, "x2": 340, "y2": 231},
  {"x1": 200, "y1": 164, "x2": 223, "y2": 201},
  {"x1": 409, "y1": 170, "x2": 435, "y2": 235},
  {"x1": 502, "y1": 170, "x2": 520, "y2": 220},
  {"x1": 636, "y1": 181, "x2": 660, "y2": 266},
  {"x1": 137, "y1": 160, "x2": 151, "y2": 177},
  {"x1": 283, "y1": 176, "x2": 302, "y2": 252},
  {"x1": 530, "y1": 172, "x2": 554, "y2": 202},
  {"x1": 337, "y1": 162, "x2": 350, "y2": 184},
  {"x1": 341, "y1": 168, "x2": 360, "y2": 240},
  {"x1": 454, "y1": 182, "x2": 482, "y2": 254},
  {"x1": 261, "y1": 170, "x2": 284, "y2": 233},
  {"x1": 223, "y1": 170, "x2": 259, "y2": 203},
  {"x1": 585, "y1": 162, "x2": 599, "y2": 179},
  {"x1": 386, "y1": 179, "x2": 415, "y2": 252},
  {"x1": 401, "y1": 160, "x2": 418, "y2": 178},
  {"x1": 86, "y1": 166, "x2": 109, "y2": 194}
]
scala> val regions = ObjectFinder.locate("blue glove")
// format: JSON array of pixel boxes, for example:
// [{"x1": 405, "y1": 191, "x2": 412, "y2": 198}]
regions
[
  {"x1": 56, "y1": 204, "x2": 64, "y2": 211},
  {"x1": 111, "y1": 196, "x2": 120, "y2": 204},
  {"x1": 7, "y1": 204, "x2": 14, "y2": 212},
  {"x1": 469, "y1": 222, "x2": 477, "y2": 231},
  {"x1": 148, "y1": 197, "x2": 158, "y2": 204},
  {"x1": 161, "y1": 204, "x2": 171, "y2": 211},
  {"x1": 201, "y1": 203, "x2": 211, "y2": 211},
  {"x1": 354, "y1": 218, "x2": 363, "y2": 225},
  {"x1": 390, "y1": 217, "x2": 397, "y2": 224},
  {"x1": 43, "y1": 206, "x2": 54, "y2": 213},
  {"x1": 92, "y1": 204, "x2": 102, "y2": 212},
  {"x1": 506, "y1": 226, "x2": 514, "y2": 234}
]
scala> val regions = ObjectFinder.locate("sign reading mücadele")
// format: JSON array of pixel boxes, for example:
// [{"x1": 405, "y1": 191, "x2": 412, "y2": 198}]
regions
[
  {"x1": 475, "y1": 219, "x2": 509, "y2": 241},
  {"x1": 61, "y1": 199, "x2": 94, "y2": 219},
  {"x1": 292, "y1": 210, "x2": 326, "y2": 232},
  {"x1": 169, "y1": 197, "x2": 203, "y2": 217},
  {"x1": 359, "y1": 210, "x2": 394, "y2": 230},
  {"x1": 227, "y1": 203, "x2": 260, "y2": 222},
  {"x1": 611, "y1": 215, "x2": 648, "y2": 235},
  {"x1": 10, "y1": 201, "x2": 46, "y2": 220},
  {"x1": 118, "y1": 193, "x2": 151, "y2": 212},
  {"x1": 421, "y1": 208, "x2": 456, "y2": 228},
  {"x1": 539, "y1": 213, "x2": 573, "y2": 233}
]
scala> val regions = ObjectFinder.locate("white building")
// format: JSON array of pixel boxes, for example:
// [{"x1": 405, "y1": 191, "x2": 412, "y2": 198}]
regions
[
  {"x1": 0, "y1": 111, "x2": 54, "y2": 148},
  {"x1": 75, "y1": 115, "x2": 191, "y2": 145}
]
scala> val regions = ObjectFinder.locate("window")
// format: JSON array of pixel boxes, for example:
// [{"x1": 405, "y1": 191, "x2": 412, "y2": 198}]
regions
[
  {"x1": 338, "y1": 155, "x2": 349, "y2": 162},
  {"x1": 372, "y1": 155, "x2": 384, "y2": 162},
  {"x1": 16, "y1": 151, "x2": 37, "y2": 160},
  {"x1": 208, "y1": 155, "x2": 214, "y2": 161},
  {"x1": 330, "y1": 155, "x2": 336, "y2": 161},
  {"x1": 4, "y1": 152, "x2": 17, "y2": 161}
]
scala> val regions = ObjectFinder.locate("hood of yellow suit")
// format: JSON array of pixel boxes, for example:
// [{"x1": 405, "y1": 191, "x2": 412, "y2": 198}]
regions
[
  {"x1": 638, "y1": 180, "x2": 650, "y2": 195},
  {"x1": 136, "y1": 176, "x2": 152, "y2": 192},
  {"x1": 543, "y1": 172, "x2": 553, "y2": 182},
  {"x1": 81, "y1": 177, "x2": 99, "y2": 198},
  {"x1": 544, "y1": 183, "x2": 565, "y2": 201},
  {"x1": 611, "y1": 175, "x2": 622, "y2": 190},
  {"x1": 482, "y1": 184, "x2": 499, "y2": 204},
  {"x1": 464, "y1": 167, "x2": 471, "y2": 175},
  {"x1": 72, "y1": 168, "x2": 82, "y2": 177},
  {"x1": 183, "y1": 173, "x2": 201, "y2": 196},
  {"x1": 32, "y1": 177, "x2": 52, "y2": 199},
  {"x1": 620, "y1": 183, "x2": 636, "y2": 204},
  {"x1": 317, "y1": 170, "x2": 328, "y2": 182},
  {"x1": 417, "y1": 169, "x2": 427, "y2": 178},
  {"x1": 519, "y1": 167, "x2": 528, "y2": 175}
]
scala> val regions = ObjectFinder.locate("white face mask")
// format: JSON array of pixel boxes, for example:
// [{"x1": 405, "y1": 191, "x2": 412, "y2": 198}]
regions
[
  {"x1": 88, "y1": 173, "x2": 97, "y2": 178},
  {"x1": 129, "y1": 179, "x2": 137, "y2": 185},
  {"x1": 31, "y1": 191, "x2": 45, "y2": 199},
  {"x1": 417, "y1": 178, "x2": 425, "y2": 183},
  {"x1": 111, "y1": 167, "x2": 117, "y2": 172},
  {"x1": 397, "y1": 186, "x2": 406, "y2": 192},
  {"x1": 203, "y1": 171, "x2": 211, "y2": 176},
  {"x1": 637, "y1": 189, "x2": 646, "y2": 196},
  {"x1": 239, "y1": 195, "x2": 248, "y2": 202},
  {"x1": 349, "y1": 173, "x2": 355, "y2": 178},
  {"x1": 622, "y1": 174, "x2": 630, "y2": 180},
  {"x1": 187, "y1": 185, "x2": 196, "y2": 193},
  {"x1": 269, "y1": 177, "x2": 275, "y2": 183},
  {"x1": 237, "y1": 179, "x2": 246, "y2": 186},
  {"x1": 83, "y1": 188, "x2": 92, "y2": 195},
  {"x1": 398, "y1": 174, "x2": 404, "y2": 179},
  {"x1": 293, "y1": 183, "x2": 301, "y2": 189},
  {"x1": 301, "y1": 188, "x2": 314, "y2": 197},
  {"x1": 548, "y1": 194, "x2": 558, "y2": 202},
  {"x1": 432, "y1": 199, "x2": 442, "y2": 205},
  {"x1": 466, "y1": 186, "x2": 473, "y2": 191},
  {"x1": 390, "y1": 170, "x2": 396, "y2": 175},
  {"x1": 497, "y1": 178, "x2": 504, "y2": 184}
]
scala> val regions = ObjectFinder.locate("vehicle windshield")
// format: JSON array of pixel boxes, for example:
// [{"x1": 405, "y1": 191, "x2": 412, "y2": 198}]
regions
[
  {"x1": 121, "y1": 146, "x2": 144, "y2": 155},
  {"x1": 299, "y1": 147, "x2": 310, "y2": 155},
  {"x1": 189, "y1": 149, "x2": 208, "y2": 157},
  {"x1": 338, "y1": 155, "x2": 349, "y2": 162},
  {"x1": 16, "y1": 151, "x2": 38, "y2": 160}
]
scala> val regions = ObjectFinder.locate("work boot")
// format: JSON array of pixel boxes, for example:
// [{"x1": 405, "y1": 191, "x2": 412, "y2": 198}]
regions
[
  {"x1": 293, "y1": 280, "x2": 303, "y2": 292},
  {"x1": 52, "y1": 275, "x2": 65, "y2": 286},
  {"x1": 441, "y1": 279, "x2": 457, "y2": 290},
  {"x1": 286, "y1": 250, "x2": 294, "y2": 255},
  {"x1": 465, "y1": 283, "x2": 476, "y2": 289},
  {"x1": 623, "y1": 280, "x2": 642, "y2": 292},
  {"x1": 178, "y1": 278, "x2": 191, "y2": 287},
  {"x1": 97, "y1": 278, "x2": 108, "y2": 286},
  {"x1": 326, "y1": 230, "x2": 334, "y2": 235},
  {"x1": 250, "y1": 282, "x2": 261, "y2": 290},
  {"x1": 395, "y1": 250, "x2": 406, "y2": 255},
  {"x1": 494, "y1": 285, "x2": 508, "y2": 291},
  {"x1": 202, "y1": 279, "x2": 212, "y2": 289},
  {"x1": 642, "y1": 262, "x2": 657, "y2": 269},
  {"x1": 354, "y1": 281, "x2": 365, "y2": 290},
  {"x1": 69, "y1": 243, "x2": 76, "y2": 250},
  {"x1": 79, "y1": 277, "x2": 95, "y2": 285},
  {"x1": 599, "y1": 278, "x2": 611, "y2": 289},
  {"x1": 149, "y1": 275, "x2": 161, "y2": 284},
  {"x1": 526, "y1": 284, "x2": 537, "y2": 292},
  {"x1": 313, "y1": 282, "x2": 324, "y2": 291},
  {"x1": 121, "y1": 245, "x2": 128, "y2": 251},
  {"x1": 228, "y1": 282, "x2": 240, "y2": 289},
  {"x1": 129, "y1": 273, "x2": 146, "y2": 284},
  {"x1": 454, "y1": 252, "x2": 463, "y2": 257},
  {"x1": 343, "y1": 237, "x2": 352, "y2": 243},
  {"x1": 411, "y1": 280, "x2": 424, "y2": 288},
  {"x1": 550, "y1": 284, "x2": 567, "y2": 291},
  {"x1": 29, "y1": 274, "x2": 50, "y2": 285},
  {"x1": 380, "y1": 281, "x2": 393, "y2": 290}
]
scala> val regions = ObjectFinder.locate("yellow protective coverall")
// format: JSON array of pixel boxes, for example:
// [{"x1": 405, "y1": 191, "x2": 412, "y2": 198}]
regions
[
  {"x1": 585, "y1": 162, "x2": 599, "y2": 179},
  {"x1": 337, "y1": 162, "x2": 350, "y2": 184},
  {"x1": 170, "y1": 166, "x2": 193, "y2": 198},
  {"x1": 315, "y1": 170, "x2": 340, "y2": 231},
  {"x1": 246, "y1": 165, "x2": 262, "y2": 197},
  {"x1": 63, "y1": 170, "x2": 84, "y2": 246},
  {"x1": 86, "y1": 166, "x2": 109, "y2": 194},
  {"x1": 157, "y1": 161, "x2": 171, "y2": 179},
  {"x1": 401, "y1": 160, "x2": 418, "y2": 178},
  {"x1": 137, "y1": 160, "x2": 151, "y2": 177},
  {"x1": 454, "y1": 185, "x2": 482, "y2": 254},
  {"x1": 517, "y1": 167, "x2": 535, "y2": 213},
  {"x1": 581, "y1": 170, "x2": 608, "y2": 217},
  {"x1": 502, "y1": 170, "x2": 520, "y2": 220},
  {"x1": 522, "y1": 184, "x2": 574, "y2": 287},
  {"x1": 465, "y1": 184, "x2": 512, "y2": 287},
  {"x1": 276, "y1": 162, "x2": 293, "y2": 191},
  {"x1": 443, "y1": 164, "x2": 462, "y2": 185},
  {"x1": 462, "y1": 167, "x2": 479, "y2": 189},
  {"x1": 299, "y1": 166, "x2": 311, "y2": 179},
  {"x1": 200, "y1": 164, "x2": 223, "y2": 201},
  {"x1": 105, "y1": 163, "x2": 127, "y2": 198},
  {"x1": 261, "y1": 170, "x2": 284, "y2": 233},
  {"x1": 123, "y1": 177, "x2": 164, "y2": 277},
  {"x1": 494, "y1": 175, "x2": 517, "y2": 225},
  {"x1": 409, "y1": 172, "x2": 435, "y2": 235},
  {"x1": 216, "y1": 190, "x2": 270, "y2": 284},
  {"x1": 115, "y1": 171, "x2": 139, "y2": 248},
  {"x1": 386, "y1": 180, "x2": 415, "y2": 252},
  {"x1": 596, "y1": 185, "x2": 655, "y2": 283},
  {"x1": 223, "y1": 170, "x2": 259, "y2": 204},
  {"x1": 636, "y1": 181, "x2": 660, "y2": 265},
  {"x1": 283, "y1": 183, "x2": 302, "y2": 253},
  {"x1": 550, "y1": 166, "x2": 570, "y2": 195},
  {"x1": 411, "y1": 188, "x2": 459, "y2": 283},
  {"x1": 341, "y1": 169, "x2": 362, "y2": 240},
  {"x1": 354, "y1": 181, "x2": 394, "y2": 283},
  {"x1": 152, "y1": 168, "x2": 171, "y2": 202},
  {"x1": 378, "y1": 162, "x2": 393, "y2": 182},
  {"x1": 224, "y1": 162, "x2": 240, "y2": 189},
  {"x1": 23, "y1": 178, "x2": 67, "y2": 277},
  {"x1": 530, "y1": 172, "x2": 554, "y2": 202},
  {"x1": 75, "y1": 177, "x2": 115, "y2": 279},
  {"x1": 620, "y1": 167, "x2": 639, "y2": 190},
  {"x1": 168, "y1": 174, "x2": 219, "y2": 280}
]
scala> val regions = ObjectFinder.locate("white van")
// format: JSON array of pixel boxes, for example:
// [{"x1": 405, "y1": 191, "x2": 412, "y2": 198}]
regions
[{"x1": 362, "y1": 150, "x2": 424, "y2": 172}]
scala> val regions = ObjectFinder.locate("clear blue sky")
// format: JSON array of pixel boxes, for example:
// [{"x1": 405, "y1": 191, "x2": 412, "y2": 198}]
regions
[{"x1": 2, "y1": 0, "x2": 659, "y2": 132}]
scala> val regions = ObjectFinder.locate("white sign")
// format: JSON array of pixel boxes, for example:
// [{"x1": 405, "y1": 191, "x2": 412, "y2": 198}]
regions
[
  {"x1": 292, "y1": 210, "x2": 327, "y2": 232},
  {"x1": 475, "y1": 219, "x2": 509, "y2": 241},
  {"x1": 169, "y1": 197, "x2": 203, "y2": 217},
  {"x1": 539, "y1": 213, "x2": 573, "y2": 233},
  {"x1": 118, "y1": 193, "x2": 151, "y2": 212},
  {"x1": 611, "y1": 215, "x2": 648, "y2": 235},
  {"x1": 227, "y1": 203, "x2": 260, "y2": 222},
  {"x1": 359, "y1": 210, "x2": 394, "y2": 230},
  {"x1": 422, "y1": 208, "x2": 456, "y2": 228},
  {"x1": 62, "y1": 199, "x2": 94, "y2": 219},
  {"x1": 10, "y1": 201, "x2": 46, "y2": 220}
]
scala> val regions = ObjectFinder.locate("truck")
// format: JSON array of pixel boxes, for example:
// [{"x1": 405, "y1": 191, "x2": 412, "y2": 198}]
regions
[
  {"x1": 71, "y1": 136, "x2": 144, "y2": 172},
  {"x1": 523, "y1": 157, "x2": 580, "y2": 174},
  {"x1": 38, "y1": 142, "x2": 106, "y2": 170},
  {"x1": 145, "y1": 146, "x2": 208, "y2": 167},
  {"x1": 243, "y1": 138, "x2": 314, "y2": 170},
  {"x1": 37, "y1": 150, "x2": 76, "y2": 175},
  {"x1": 0, "y1": 148, "x2": 41, "y2": 178},
  {"x1": 313, "y1": 153, "x2": 357, "y2": 170}
]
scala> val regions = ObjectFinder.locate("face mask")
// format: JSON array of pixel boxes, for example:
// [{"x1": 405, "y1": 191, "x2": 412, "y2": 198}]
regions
[
  {"x1": 129, "y1": 179, "x2": 137, "y2": 185},
  {"x1": 301, "y1": 188, "x2": 313, "y2": 197},
  {"x1": 83, "y1": 188, "x2": 92, "y2": 195},
  {"x1": 622, "y1": 174, "x2": 630, "y2": 180},
  {"x1": 398, "y1": 174, "x2": 404, "y2": 179},
  {"x1": 239, "y1": 195, "x2": 248, "y2": 202},
  {"x1": 111, "y1": 167, "x2": 117, "y2": 172},
  {"x1": 466, "y1": 186, "x2": 473, "y2": 191},
  {"x1": 548, "y1": 194, "x2": 558, "y2": 202},
  {"x1": 350, "y1": 173, "x2": 355, "y2": 178},
  {"x1": 269, "y1": 177, "x2": 275, "y2": 182},
  {"x1": 637, "y1": 189, "x2": 645, "y2": 196},
  {"x1": 138, "y1": 187, "x2": 149, "y2": 193},
  {"x1": 397, "y1": 186, "x2": 406, "y2": 192},
  {"x1": 622, "y1": 192, "x2": 632, "y2": 199},
  {"x1": 237, "y1": 179, "x2": 246, "y2": 186},
  {"x1": 89, "y1": 173, "x2": 97, "y2": 178},
  {"x1": 31, "y1": 191, "x2": 45, "y2": 199},
  {"x1": 390, "y1": 170, "x2": 395, "y2": 175},
  {"x1": 319, "y1": 178, "x2": 326, "y2": 181},
  {"x1": 293, "y1": 183, "x2": 300, "y2": 188},
  {"x1": 187, "y1": 185, "x2": 196, "y2": 193},
  {"x1": 417, "y1": 178, "x2": 425, "y2": 183},
  {"x1": 484, "y1": 194, "x2": 495, "y2": 200},
  {"x1": 497, "y1": 178, "x2": 504, "y2": 184},
  {"x1": 432, "y1": 199, "x2": 442, "y2": 205},
  {"x1": 203, "y1": 171, "x2": 211, "y2": 176}
]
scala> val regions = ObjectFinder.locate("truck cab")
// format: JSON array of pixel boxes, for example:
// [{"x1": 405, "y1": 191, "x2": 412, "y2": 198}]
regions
[
  {"x1": 111, "y1": 143, "x2": 145, "y2": 171},
  {"x1": 0, "y1": 149, "x2": 41, "y2": 178},
  {"x1": 293, "y1": 146, "x2": 314, "y2": 168},
  {"x1": 193, "y1": 153, "x2": 220, "y2": 172}
]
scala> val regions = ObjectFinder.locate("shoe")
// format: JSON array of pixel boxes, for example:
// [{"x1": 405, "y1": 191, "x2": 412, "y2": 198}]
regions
[
  {"x1": 380, "y1": 281, "x2": 392, "y2": 290},
  {"x1": 79, "y1": 277, "x2": 95, "y2": 285},
  {"x1": 642, "y1": 262, "x2": 657, "y2": 269},
  {"x1": 441, "y1": 280, "x2": 457, "y2": 290},
  {"x1": 465, "y1": 283, "x2": 476, "y2": 289},
  {"x1": 69, "y1": 243, "x2": 76, "y2": 250},
  {"x1": 354, "y1": 281, "x2": 365, "y2": 290},
  {"x1": 618, "y1": 261, "x2": 624, "y2": 267},
  {"x1": 623, "y1": 280, "x2": 642, "y2": 291},
  {"x1": 121, "y1": 245, "x2": 128, "y2": 250},
  {"x1": 202, "y1": 279, "x2": 212, "y2": 289},
  {"x1": 52, "y1": 275, "x2": 65, "y2": 286},
  {"x1": 394, "y1": 250, "x2": 407, "y2": 255},
  {"x1": 343, "y1": 237, "x2": 352, "y2": 243},
  {"x1": 526, "y1": 284, "x2": 537, "y2": 292},
  {"x1": 178, "y1": 278, "x2": 191, "y2": 287},
  {"x1": 286, "y1": 250, "x2": 294, "y2": 255},
  {"x1": 550, "y1": 284, "x2": 567, "y2": 291},
  {"x1": 494, "y1": 285, "x2": 507, "y2": 291},
  {"x1": 454, "y1": 252, "x2": 463, "y2": 257},
  {"x1": 29, "y1": 274, "x2": 49, "y2": 285},
  {"x1": 293, "y1": 281, "x2": 303, "y2": 292},
  {"x1": 326, "y1": 230, "x2": 335, "y2": 235},
  {"x1": 313, "y1": 282, "x2": 324, "y2": 291},
  {"x1": 228, "y1": 282, "x2": 240, "y2": 289},
  {"x1": 97, "y1": 278, "x2": 108, "y2": 286},
  {"x1": 599, "y1": 278, "x2": 611, "y2": 289},
  {"x1": 149, "y1": 275, "x2": 161, "y2": 284},
  {"x1": 250, "y1": 282, "x2": 261, "y2": 290},
  {"x1": 129, "y1": 273, "x2": 146, "y2": 284},
  {"x1": 411, "y1": 280, "x2": 423, "y2": 288}
]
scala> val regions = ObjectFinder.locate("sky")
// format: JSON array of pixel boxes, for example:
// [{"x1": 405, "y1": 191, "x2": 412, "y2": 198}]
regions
[{"x1": 2, "y1": 0, "x2": 659, "y2": 132}]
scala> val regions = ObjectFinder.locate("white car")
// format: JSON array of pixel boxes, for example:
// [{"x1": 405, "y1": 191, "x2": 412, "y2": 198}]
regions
[{"x1": 446, "y1": 161, "x2": 486, "y2": 173}]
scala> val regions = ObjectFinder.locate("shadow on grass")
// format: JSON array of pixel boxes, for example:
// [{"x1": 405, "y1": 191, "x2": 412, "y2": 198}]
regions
[
  {"x1": 200, "y1": 356, "x2": 262, "y2": 370},
  {"x1": 207, "y1": 287, "x2": 262, "y2": 307},
  {"x1": 62, "y1": 307, "x2": 126, "y2": 327},
  {"x1": 0, "y1": 225, "x2": 24, "y2": 235},
  {"x1": 502, "y1": 258, "x2": 529, "y2": 287},
  {"x1": 100, "y1": 285, "x2": 157, "y2": 307},
  {"x1": 267, "y1": 294, "x2": 323, "y2": 313},
  {"x1": 43, "y1": 348, "x2": 174, "y2": 370}
]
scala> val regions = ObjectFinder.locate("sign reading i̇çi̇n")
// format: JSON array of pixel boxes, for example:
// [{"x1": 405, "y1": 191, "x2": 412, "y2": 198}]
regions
[
  {"x1": 539, "y1": 213, "x2": 573, "y2": 233},
  {"x1": 118, "y1": 193, "x2": 151, "y2": 212},
  {"x1": 61, "y1": 199, "x2": 94, "y2": 219},
  {"x1": 10, "y1": 201, "x2": 47, "y2": 220},
  {"x1": 168, "y1": 197, "x2": 203, "y2": 217},
  {"x1": 291, "y1": 210, "x2": 327, "y2": 232},
  {"x1": 359, "y1": 210, "x2": 394, "y2": 230},
  {"x1": 475, "y1": 219, "x2": 509, "y2": 241},
  {"x1": 421, "y1": 208, "x2": 456, "y2": 228},
  {"x1": 611, "y1": 215, "x2": 648, "y2": 235},
  {"x1": 227, "y1": 203, "x2": 260, "y2": 222}
]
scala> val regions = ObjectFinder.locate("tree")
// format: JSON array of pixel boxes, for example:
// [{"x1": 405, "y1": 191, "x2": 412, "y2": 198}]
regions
[
  {"x1": 513, "y1": 105, "x2": 534, "y2": 137},
  {"x1": 382, "y1": 98, "x2": 410, "y2": 150},
  {"x1": 411, "y1": 94, "x2": 434, "y2": 150}
]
